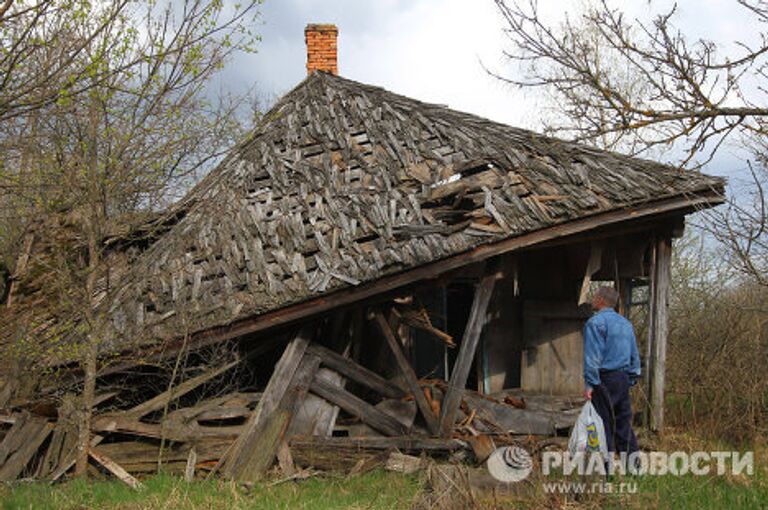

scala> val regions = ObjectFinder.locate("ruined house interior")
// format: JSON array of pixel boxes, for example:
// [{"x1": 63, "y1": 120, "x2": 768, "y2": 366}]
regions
[{"x1": 0, "y1": 24, "x2": 724, "y2": 483}]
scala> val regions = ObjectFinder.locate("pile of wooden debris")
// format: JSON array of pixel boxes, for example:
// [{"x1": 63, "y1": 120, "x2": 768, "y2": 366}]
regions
[{"x1": 0, "y1": 279, "x2": 581, "y2": 486}]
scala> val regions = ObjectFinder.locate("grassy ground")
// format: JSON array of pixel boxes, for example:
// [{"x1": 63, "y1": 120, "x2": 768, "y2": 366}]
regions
[
  {"x1": 0, "y1": 470, "x2": 422, "y2": 510},
  {"x1": 1, "y1": 434, "x2": 765, "y2": 509}
]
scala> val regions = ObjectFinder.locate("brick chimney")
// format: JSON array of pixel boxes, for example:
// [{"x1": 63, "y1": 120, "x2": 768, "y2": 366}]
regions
[{"x1": 305, "y1": 24, "x2": 338, "y2": 75}]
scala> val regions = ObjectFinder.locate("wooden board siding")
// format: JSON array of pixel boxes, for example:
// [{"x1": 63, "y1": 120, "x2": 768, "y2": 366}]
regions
[{"x1": 521, "y1": 300, "x2": 591, "y2": 395}]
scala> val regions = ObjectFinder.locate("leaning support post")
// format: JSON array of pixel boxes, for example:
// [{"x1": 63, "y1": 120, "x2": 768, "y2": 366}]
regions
[
  {"x1": 647, "y1": 235, "x2": 671, "y2": 432},
  {"x1": 438, "y1": 274, "x2": 496, "y2": 437},
  {"x1": 373, "y1": 310, "x2": 440, "y2": 435}
]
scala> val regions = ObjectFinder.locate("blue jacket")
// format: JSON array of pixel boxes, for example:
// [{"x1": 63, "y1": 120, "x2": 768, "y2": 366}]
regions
[{"x1": 583, "y1": 308, "x2": 641, "y2": 389}]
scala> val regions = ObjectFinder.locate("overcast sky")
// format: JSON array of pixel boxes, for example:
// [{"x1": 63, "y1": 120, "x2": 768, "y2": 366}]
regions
[{"x1": 222, "y1": 0, "x2": 761, "y2": 182}]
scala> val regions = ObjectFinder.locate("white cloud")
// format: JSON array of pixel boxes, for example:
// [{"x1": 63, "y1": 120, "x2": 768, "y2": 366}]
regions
[{"x1": 220, "y1": 0, "x2": 764, "y2": 180}]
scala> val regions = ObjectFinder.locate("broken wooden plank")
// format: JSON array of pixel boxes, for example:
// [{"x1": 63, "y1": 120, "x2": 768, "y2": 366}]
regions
[
  {"x1": 385, "y1": 452, "x2": 424, "y2": 474},
  {"x1": 395, "y1": 306, "x2": 454, "y2": 347},
  {"x1": 89, "y1": 447, "x2": 143, "y2": 489},
  {"x1": 222, "y1": 326, "x2": 312, "y2": 479},
  {"x1": 92, "y1": 413, "x2": 244, "y2": 442},
  {"x1": 578, "y1": 242, "x2": 603, "y2": 304},
  {"x1": 0, "y1": 418, "x2": 52, "y2": 481},
  {"x1": 0, "y1": 413, "x2": 29, "y2": 465},
  {"x1": 462, "y1": 393, "x2": 555, "y2": 435},
  {"x1": 373, "y1": 310, "x2": 439, "y2": 435},
  {"x1": 234, "y1": 354, "x2": 321, "y2": 480},
  {"x1": 124, "y1": 358, "x2": 240, "y2": 419},
  {"x1": 439, "y1": 274, "x2": 496, "y2": 437},
  {"x1": 309, "y1": 374, "x2": 409, "y2": 436},
  {"x1": 37, "y1": 422, "x2": 72, "y2": 479},
  {"x1": 306, "y1": 343, "x2": 405, "y2": 400},
  {"x1": 49, "y1": 435, "x2": 103, "y2": 482},
  {"x1": 184, "y1": 448, "x2": 197, "y2": 482},
  {"x1": 92, "y1": 437, "x2": 231, "y2": 475}
]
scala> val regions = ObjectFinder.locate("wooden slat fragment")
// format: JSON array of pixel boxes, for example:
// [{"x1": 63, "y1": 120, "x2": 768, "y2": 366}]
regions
[
  {"x1": 184, "y1": 448, "x2": 197, "y2": 482},
  {"x1": 0, "y1": 413, "x2": 29, "y2": 465},
  {"x1": 276, "y1": 441, "x2": 296, "y2": 476},
  {"x1": 49, "y1": 435, "x2": 103, "y2": 482},
  {"x1": 89, "y1": 447, "x2": 143, "y2": 489}
]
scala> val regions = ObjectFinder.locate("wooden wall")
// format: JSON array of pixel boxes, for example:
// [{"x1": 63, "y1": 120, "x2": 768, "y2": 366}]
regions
[{"x1": 476, "y1": 232, "x2": 652, "y2": 396}]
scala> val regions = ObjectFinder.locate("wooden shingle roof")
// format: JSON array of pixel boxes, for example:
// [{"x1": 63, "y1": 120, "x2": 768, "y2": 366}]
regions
[{"x1": 106, "y1": 72, "x2": 724, "y2": 344}]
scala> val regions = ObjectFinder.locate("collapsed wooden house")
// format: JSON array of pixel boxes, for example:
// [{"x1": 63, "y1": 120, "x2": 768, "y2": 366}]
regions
[{"x1": 0, "y1": 24, "x2": 725, "y2": 483}]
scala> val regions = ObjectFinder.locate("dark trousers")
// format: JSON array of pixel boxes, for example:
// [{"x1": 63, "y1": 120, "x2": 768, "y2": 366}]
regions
[{"x1": 592, "y1": 370, "x2": 639, "y2": 455}]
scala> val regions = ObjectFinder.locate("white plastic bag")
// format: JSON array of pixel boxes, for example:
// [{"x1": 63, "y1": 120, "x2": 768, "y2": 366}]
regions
[{"x1": 568, "y1": 401, "x2": 608, "y2": 460}]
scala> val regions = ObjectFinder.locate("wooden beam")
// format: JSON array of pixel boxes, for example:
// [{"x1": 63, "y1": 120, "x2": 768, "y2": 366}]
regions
[
  {"x1": 222, "y1": 327, "x2": 312, "y2": 479},
  {"x1": 372, "y1": 310, "x2": 440, "y2": 435},
  {"x1": 643, "y1": 239, "x2": 657, "y2": 421},
  {"x1": 289, "y1": 436, "x2": 468, "y2": 452},
  {"x1": 306, "y1": 343, "x2": 405, "y2": 400},
  {"x1": 649, "y1": 235, "x2": 671, "y2": 432},
  {"x1": 439, "y1": 275, "x2": 496, "y2": 437},
  {"x1": 309, "y1": 374, "x2": 409, "y2": 436}
]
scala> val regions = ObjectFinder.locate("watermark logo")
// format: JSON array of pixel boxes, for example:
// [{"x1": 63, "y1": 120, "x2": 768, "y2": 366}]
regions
[
  {"x1": 486, "y1": 447, "x2": 754, "y2": 484},
  {"x1": 486, "y1": 446, "x2": 533, "y2": 482},
  {"x1": 542, "y1": 451, "x2": 754, "y2": 477}
]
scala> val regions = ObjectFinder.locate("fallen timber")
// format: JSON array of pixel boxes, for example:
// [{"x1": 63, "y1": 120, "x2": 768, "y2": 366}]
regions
[{"x1": 0, "y1": 297, "x2": 582, "y2": 485}]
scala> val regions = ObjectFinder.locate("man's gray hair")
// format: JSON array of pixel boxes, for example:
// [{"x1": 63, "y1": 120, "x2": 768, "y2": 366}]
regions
[{"x1": 595, "y1": 286, "x2": 620, "y2": 307}]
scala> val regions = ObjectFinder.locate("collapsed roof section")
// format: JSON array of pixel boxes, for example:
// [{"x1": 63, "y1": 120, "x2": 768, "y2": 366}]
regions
[{"x1": 106, "y1": 72, "x2": 724, "y2": 345}]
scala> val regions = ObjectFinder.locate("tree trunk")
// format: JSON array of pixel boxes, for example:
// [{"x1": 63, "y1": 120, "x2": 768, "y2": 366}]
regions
[
  {"x1": 74, "y1": 235, "x2": 100, "y2": 476},
  {"x1": 74, "y1": 100, "x2": 103, "y2": 477}
]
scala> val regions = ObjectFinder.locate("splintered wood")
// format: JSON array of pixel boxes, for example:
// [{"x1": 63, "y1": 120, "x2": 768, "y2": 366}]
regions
[{"x1": 0, "y1": 289, "x2": 583, "y2": 484}]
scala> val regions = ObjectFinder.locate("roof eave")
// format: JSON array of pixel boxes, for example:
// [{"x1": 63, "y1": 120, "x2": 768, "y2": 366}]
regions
[{"x1": 135, "y1": 188, "x2": 723, "y2": 359}]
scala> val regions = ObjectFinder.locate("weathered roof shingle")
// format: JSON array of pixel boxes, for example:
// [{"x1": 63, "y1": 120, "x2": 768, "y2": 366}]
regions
[{"x1": 106, "y1": 72, "x2": 724, "y2": 343}]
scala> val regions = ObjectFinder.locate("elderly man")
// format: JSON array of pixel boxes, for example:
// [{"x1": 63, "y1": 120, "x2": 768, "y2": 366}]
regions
[{"x1": 583, "y1": 286, "x2": 640, "y2": 457}]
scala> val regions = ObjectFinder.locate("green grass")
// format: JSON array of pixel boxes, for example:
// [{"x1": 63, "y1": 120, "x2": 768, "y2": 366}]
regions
[
  {"x1": 615, "y1": 469, "x2": 768, "y2": 509},
  {"x1": 0, "y1": 470, "x2": 422, "y2": 510},
  {"x1": 2, "y1": 436, "x2": 765, "y2": 509},
  {"x1": 479, "y1": 469, "x2": 768, "y2": 510}
]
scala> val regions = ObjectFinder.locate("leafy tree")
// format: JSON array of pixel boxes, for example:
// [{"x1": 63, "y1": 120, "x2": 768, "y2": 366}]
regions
[{"x1": 0, "y1": 0, "x2": 260, "y2": 475}]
